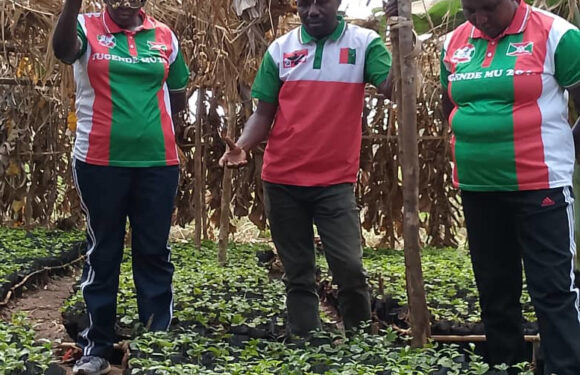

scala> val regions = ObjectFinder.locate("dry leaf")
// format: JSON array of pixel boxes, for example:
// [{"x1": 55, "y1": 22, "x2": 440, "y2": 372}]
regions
[
  {"x1": 5, "y1": 161, "x2": 21, "y2": 177},
  {"x1": 12, "y1": 199, "x2": 25, "y2": 213},
  {"x1": 67, "y1": 111, "x2": 77, "y2": 132}
]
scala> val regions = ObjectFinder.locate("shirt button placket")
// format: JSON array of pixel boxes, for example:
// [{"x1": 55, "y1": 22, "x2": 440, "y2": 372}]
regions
[
  {"x1": 482, "y1": 40, "x2": 497, "y2": 68},
  {"x1": 127, "y1": 32, "x2": 137, "y2": 57}
]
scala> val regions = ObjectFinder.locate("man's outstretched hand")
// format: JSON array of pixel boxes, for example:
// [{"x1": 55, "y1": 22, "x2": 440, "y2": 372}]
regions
[{"x1": 219, "y1": 136, "x2": 248, "y2": 168}]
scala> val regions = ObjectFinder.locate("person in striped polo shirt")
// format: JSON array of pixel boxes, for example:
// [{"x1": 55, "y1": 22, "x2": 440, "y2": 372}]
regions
[
  {"x1": 220, "y1": 0, "x2": 392, "y2": 339},
  {"x1": 53, "y1": 0, "x2": 189, "y2": 373},
  {"x1": 439, "y1": 0, "x2": 580, "y2": 373}
]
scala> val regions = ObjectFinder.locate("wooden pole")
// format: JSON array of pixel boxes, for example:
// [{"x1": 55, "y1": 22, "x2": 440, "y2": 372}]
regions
[
  {"x1": 218, "y1": 103, "x2": 236, "y2": 265},
  {"x1": 194, "y1": 88, "x2": 205, "y2": 249},
  {"x1": 201, "y1": 136, "x2": 209, "y2": 241},
  {"x1": 431, "y1": 335, "x2": 540, "y2": 343},
  {"x1": 393, "y1": 0, "x2": 431, "y2": 347}
]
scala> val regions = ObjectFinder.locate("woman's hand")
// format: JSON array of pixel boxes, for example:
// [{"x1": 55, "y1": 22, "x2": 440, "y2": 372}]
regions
[{"x1": 52, "y1": 0, "x2": 84, "y2": 64}]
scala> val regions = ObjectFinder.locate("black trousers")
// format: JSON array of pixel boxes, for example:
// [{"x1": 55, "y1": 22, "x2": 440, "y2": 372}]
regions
[
  {"x1": 462, "y1": 187, "x2": 580, "y2": 375},
  {"x1": 263, "y1": 182, "x2": 371, "y2": 336},
  {"x1": 73, "y1": 159, "x2": 179, "y2": 359}
]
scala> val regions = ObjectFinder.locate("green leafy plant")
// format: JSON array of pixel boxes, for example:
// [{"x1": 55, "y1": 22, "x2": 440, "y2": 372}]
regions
[
  {"x1": 0, "y1": 313, "x2": 54, "y2": 374},
  {"x1": 0, "y1": 228, "x2": 84, "y2": 287},
  {"x1": 58, "y1": 237, "x2": 536, "y2": 373}
]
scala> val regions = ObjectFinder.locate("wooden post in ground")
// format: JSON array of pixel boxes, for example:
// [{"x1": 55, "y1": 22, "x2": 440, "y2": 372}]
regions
[
  {"x1": 218, "y1": 102, "x2": 236, "y2": 265},
  {"x1": 194, "y1": 88, "x2": 205, "y2": 249},
  {"x1": 201, "y1": 134, "x2": 209, "y2": 241},
  {"x1": 391, "y1": 0, "x2": 431, "y2": 347}
]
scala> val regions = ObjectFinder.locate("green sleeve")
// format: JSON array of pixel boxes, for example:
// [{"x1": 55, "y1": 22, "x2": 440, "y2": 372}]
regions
[
  {"x1": 555, "y1": 28, "x2": 580, "y2": 88},
  {"x1": 364, "y1": 37, "x2": 392, "y2": 87},
  {"x1": 440, "y1": 48, "x2": 451, "y2": 91},
  {"x1": 166, "y1": 49, "x2": 190, "y2": 91},
  {"x1": 251, "y1": 51, "x2": 282, "y2": 104},
  {"x1": 76, "y1": 19, "x2": 88, "y2": 59}
]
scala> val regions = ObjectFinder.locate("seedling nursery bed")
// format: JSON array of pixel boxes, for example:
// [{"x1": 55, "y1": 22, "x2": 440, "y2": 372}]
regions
[
  {"x1": 61, "y1": 241, "x2": 537, "y2": 374},
  {"x1": 0, "y1": 228, "x2": 85, "y2": 303},
  {"x1": 0, "y1": 228, "x2": 84, "y2": 374},
  {"x1": 0, "y1": 227, "x2": 541, "y2": 374}
]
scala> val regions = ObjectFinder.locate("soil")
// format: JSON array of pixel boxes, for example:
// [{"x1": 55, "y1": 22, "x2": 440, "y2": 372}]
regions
[
  {"x1": 0, "y1": 269, "x2": 124, "y2": 375},
  {"x1": 1, "y1": 273, "x2": 77, "y2": 341}
]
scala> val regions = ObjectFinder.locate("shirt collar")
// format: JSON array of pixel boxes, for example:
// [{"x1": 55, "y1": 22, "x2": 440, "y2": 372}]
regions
[
  {"x1": 103, "y1": 8, "x2": 155, "y2": 34},
  {"x1": 299, "y1": 16, "x2": 346, "y2": 44},
  {"x1": 471, "y1": 0, "x2": 531, "y2": 40}
]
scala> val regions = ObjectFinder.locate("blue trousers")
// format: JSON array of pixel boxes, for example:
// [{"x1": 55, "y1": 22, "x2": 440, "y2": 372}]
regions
[{"x1": 73, "y1": 159, "x2": 178, "y2": 359}]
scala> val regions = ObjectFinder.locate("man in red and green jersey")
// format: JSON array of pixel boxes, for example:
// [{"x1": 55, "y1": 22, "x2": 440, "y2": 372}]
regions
[
  {"x1": 220, "y1": 0, "x2": 392, "y2": 338},
  {"x1": 53, "y1": 1, "x2": 189, "y2": 373},
  {"x1": 440, "y1": 0, "x2": 580, "y2": 373}
]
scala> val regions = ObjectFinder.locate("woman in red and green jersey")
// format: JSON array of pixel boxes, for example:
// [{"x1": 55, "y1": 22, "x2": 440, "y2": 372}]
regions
[
  {"x1": 53, "y1": 0, "x2": 189, "y2": 373},
  {"x1": 440, "y1": 0, "x2": 580, "y2": 373}
]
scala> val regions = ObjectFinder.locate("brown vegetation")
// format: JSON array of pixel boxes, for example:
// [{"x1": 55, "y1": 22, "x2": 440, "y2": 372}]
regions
[{"x1": 16, "y1": 0, "x2": 579, "y2": 247}]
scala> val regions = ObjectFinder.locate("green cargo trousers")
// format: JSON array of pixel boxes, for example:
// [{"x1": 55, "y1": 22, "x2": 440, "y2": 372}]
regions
[{"x1": 263, "y1": 182, "x2": 372, "y2": 336}]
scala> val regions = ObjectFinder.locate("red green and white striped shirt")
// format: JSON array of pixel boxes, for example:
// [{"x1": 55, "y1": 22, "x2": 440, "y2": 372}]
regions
[
  {"x1": 441, "y1": 1, "x2": 580, "y2": 191},
  {"x1": 72, "y1": 9, "x2": 189, "y2": 167},
  {"x1": 252, "y1": 17, "x2": 391, "y2": 186}
]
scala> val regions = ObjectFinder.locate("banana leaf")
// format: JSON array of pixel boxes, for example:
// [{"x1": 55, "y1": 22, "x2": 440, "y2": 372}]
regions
[{"x1": 373, "y1": 0, "x2": 578, "y2": 35}]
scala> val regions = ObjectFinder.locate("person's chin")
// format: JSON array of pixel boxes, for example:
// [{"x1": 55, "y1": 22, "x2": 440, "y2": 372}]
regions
[
  {"x1": 476, "y1": 26, "x2": 500, "y2": 39},
  {"x1": 304, "y1": 24, "x2": 328, "y2": 38}
]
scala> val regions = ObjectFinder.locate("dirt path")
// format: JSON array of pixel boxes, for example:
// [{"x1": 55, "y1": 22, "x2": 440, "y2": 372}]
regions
[
  {"x1": 0, "y1": 270, "x2": 124, "y2": 375},
  {"x1": 1, "y1": 273, "x2": 77, "y2": 342}
]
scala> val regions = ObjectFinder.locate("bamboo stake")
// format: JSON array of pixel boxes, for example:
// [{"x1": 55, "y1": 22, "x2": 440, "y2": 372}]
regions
[
  {"x1": 201, "y1": 135, "x2": 209, "y2": 241},
  {"x1": 218, "y1": 103, "x2": 237, "y2": 266},
  {"x1": 431, "y1": 335, "x2": 541, "y2": 343},
  {"x1": 388, "y1": 319, "x2": 540, "y2": 343},
  {"x1": 194, "y1": 88, "x2": 204, "y2": 249},
  {"x1": 391, "y1": 0, "x2": 431, "y2": 347}
]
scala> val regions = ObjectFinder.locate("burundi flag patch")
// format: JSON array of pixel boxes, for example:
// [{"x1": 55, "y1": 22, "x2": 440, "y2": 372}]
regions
[
  {"x1": 147, "y1": 41, "x2": 168, "y2": 51},
  {"x1": 506, "y1": 42, "x2": 534, "y2": 57},
  {"x1": 339, "y1": 48, "x2": 356, "y2": 64}
]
